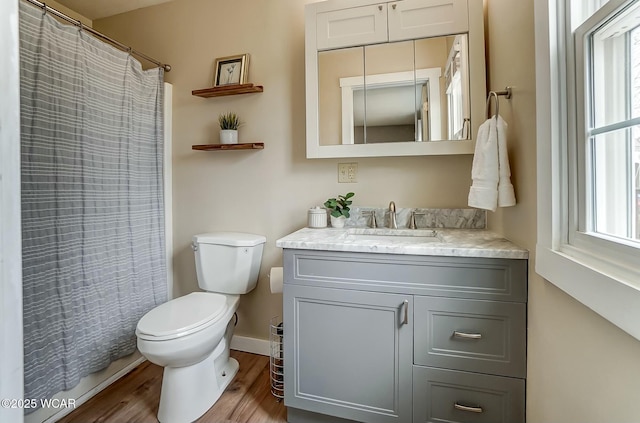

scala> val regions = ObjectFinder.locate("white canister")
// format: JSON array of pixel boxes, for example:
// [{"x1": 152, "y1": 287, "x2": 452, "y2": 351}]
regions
[{"x1": 308, "y1": 207, "x2": 327, "y2": 228}]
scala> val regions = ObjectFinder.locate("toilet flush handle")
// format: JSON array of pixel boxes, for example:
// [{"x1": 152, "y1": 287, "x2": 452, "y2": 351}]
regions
[{"x1": 191, "y1": 241, "x2": 198, "y2": 251}]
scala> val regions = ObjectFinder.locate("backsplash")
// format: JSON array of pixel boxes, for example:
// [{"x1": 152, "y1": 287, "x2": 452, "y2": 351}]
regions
[{"x1": 346, "y1": 207, "x2": 486, "y2": 229}]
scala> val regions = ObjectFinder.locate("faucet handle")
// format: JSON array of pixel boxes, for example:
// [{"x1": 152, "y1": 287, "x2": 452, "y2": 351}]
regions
[
  {"x1": 409, "y1": 211, "x2": 426, "y2": 229},
  {"x1": 362, "y1": 210, "x2": 378, "y2": 228}
]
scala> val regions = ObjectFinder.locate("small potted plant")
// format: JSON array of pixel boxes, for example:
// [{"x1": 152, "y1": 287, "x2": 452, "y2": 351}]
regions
[
  {"x1": 324, "y1": 192, "x2": 354, "y2": 228},
  {"x1": 218, "y1": 112, "x2": 241, "y2": 144}
]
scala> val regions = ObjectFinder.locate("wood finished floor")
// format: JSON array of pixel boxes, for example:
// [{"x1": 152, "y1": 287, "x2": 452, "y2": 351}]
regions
[{"x1": 59, "y1": 350, "x2": 287, "y2": 423}]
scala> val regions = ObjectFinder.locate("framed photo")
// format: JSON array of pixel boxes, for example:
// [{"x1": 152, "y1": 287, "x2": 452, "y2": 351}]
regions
[{"x1": 213, "y1": 54, "x2": 249, "y2": 86}]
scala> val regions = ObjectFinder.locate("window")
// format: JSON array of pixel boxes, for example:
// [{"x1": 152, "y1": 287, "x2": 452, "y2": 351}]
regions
[
  {"x1": 575, "y1": 0, "x2": 640, "y2": 244},
  {"x1": 535, "y1": 0, "x2": 640, "y2": 340}
]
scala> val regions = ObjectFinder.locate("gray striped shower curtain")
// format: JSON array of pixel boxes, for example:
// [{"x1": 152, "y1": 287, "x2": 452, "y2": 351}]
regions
[{"x1": 19, "y1": 1, "x2": 167, "y2": 409}]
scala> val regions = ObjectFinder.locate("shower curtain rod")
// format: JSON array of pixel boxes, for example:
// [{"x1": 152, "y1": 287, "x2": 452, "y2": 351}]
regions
[{"x1": 24, "y1": 0, "x2": 171, "y2": 72}]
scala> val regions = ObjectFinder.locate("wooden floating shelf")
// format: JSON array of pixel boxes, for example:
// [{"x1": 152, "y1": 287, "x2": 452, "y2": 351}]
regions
[
  {"x1": 192, "y1": 143, "x2": 264, "y2": 151},
  {"x1": 192, "y1": 83, "x2": 263, "y2": 98}
]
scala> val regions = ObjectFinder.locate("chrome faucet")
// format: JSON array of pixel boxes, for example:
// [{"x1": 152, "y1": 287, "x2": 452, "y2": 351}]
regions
[
  {"x1": 388, "y1": 201, "x2": 397, "y2": 229},
  {"x1": 408, "y1": 210, "x2": 426, "y2": 229},
  {"x1": 362, "y1": 210, "x2": 378, "y2": 228}
]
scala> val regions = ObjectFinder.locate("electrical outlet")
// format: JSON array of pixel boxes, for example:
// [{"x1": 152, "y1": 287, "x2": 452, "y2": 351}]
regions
[{"x1": 338, "y1": 162, "x2": 358, "y2": 183}]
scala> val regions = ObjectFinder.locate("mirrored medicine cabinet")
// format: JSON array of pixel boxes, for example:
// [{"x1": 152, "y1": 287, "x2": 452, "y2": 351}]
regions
[{"x1": 305, "y1": 0, "x2": 486, "y2": 158}]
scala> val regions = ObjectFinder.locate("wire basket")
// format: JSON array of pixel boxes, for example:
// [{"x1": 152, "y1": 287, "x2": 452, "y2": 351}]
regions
[{"x1": 269, "y1": 316, "x2": 284, "y2": 400}]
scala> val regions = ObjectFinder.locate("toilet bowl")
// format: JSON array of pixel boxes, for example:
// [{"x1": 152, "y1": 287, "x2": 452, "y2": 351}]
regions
[
  {"x1": 137, "y1": 293, "x2": 240, "y2": 423},
  {"x1": 135, "y1": 232, "x2": 265, "y2": 423}
]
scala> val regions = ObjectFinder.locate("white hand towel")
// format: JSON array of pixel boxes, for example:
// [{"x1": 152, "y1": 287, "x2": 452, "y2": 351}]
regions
[
  {"x1": 468, "y1": 117, "x2": 498, "y2": 211},
  {"x1": 468, "y1": 115, "x2": 516, "y2": 211},
  {"x1": 496, "y1": 115, "x2": 516, "y2": 207}
]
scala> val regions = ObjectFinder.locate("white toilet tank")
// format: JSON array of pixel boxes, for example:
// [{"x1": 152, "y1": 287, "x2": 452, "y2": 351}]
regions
[{"x1": 193, "y1": 232, "x2": 266, "y2": 294}]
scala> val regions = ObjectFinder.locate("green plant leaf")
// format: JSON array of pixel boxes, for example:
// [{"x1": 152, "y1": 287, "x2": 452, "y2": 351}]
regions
[
  {"x1": 325, "y1": 193, "x2": 354, "y2": 214},
  {"x1": 324, "y1": 199, "x2": 338, "y2": 209},
  {"x1": 218, "y1": 112, "x2": 241, "y2": 130}
]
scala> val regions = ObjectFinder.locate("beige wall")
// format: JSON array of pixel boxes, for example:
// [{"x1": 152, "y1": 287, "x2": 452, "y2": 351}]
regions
[
  {"x1": 46, "y1": 0, "x2": 92, "y2": 27},
  {"x1": 96, "y1": 0, "x2": 640, "y2": 421},
  {"x1": 95, "y1": 0, "x2": 473, "y2": 342},
  {"x1": 485, "y1": 0, "x2": 640, "y2": 422}
]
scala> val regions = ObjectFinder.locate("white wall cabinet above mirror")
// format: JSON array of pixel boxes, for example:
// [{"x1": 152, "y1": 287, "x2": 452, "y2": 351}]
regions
[{"x1": 305, "y1": 0, "x2": 486, "y2": 158}]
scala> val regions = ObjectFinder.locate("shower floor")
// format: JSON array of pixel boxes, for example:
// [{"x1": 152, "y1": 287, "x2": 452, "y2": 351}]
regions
[{"x1": 58, "y1": 350, "x2": 287, "y2": 423}]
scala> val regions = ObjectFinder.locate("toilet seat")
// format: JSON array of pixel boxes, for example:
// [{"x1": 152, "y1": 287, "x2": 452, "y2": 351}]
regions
[{"x1": 136, "y1": 292, "x2": 228, "y2": 341}]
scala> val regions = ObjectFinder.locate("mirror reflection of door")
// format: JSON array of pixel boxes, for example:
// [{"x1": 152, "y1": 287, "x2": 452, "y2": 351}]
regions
[
  {"x1": 344, "y1": 67, "x2": 441, "y2": 144},
  {"x1": 361, "y1": 41, "x2": 415, "y2": 144},
  {"x1": 317, "y1": 34, "x2": 470, "y2": 146}
]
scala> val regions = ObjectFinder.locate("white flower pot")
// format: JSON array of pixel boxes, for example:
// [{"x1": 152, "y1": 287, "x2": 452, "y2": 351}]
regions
[
  {"x1": 330, "y1": 215, "x2": 346, "y2": 228},
  {"x1": 220, "y1": 129, "x2": 238, "y2": 144}
]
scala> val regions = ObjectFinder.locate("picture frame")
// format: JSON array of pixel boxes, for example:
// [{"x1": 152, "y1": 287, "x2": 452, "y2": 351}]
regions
[{"x1": 213, "y1": 54, "x2": 250, "y2": 86}]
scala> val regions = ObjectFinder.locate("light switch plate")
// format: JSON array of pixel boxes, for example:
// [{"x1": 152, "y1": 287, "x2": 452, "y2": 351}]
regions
[{"x1": 338, "y1": 162, "x2": 358, "y2": 183}]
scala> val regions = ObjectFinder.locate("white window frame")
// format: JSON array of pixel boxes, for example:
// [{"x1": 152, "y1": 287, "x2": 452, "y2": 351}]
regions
[{"x1": 535, "y1": 0, "x2": 640, "y2": 341}]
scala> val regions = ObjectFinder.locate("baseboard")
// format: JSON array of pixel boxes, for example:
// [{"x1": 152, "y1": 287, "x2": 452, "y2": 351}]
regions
[{"x1": 230, "y1": 335, "x2": 270, "y2": 356}]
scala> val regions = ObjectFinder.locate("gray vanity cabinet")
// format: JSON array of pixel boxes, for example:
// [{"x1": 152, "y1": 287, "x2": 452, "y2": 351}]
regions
[
  {"x1": 282, "y1": 249, "x2": 527, "y2": 423},
  {"x1": 284, "y1": 284, "x2": 413, "y2": 423}
]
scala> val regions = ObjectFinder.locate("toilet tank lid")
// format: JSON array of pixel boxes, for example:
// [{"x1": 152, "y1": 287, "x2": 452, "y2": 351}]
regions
[{"x1": 193, "y1": 232, "x2": 266, "y2": 247}]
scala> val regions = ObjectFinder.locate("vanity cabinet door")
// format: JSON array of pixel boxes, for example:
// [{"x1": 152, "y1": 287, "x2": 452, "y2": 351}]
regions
[
  {"x1": 388, "y1": 0, "x2": 469, "y2": 41},
  {"x1": 317, "y1": 3, "x2": 389, "y2": 50},
  {"x1": 284, "y1": 284, "x2": 412, "y2": 423}
]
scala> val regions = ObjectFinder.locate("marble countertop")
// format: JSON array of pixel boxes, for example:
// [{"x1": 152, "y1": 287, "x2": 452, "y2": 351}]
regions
[{"x1": 276, "y1": 227, "x2": 528, "y2": 259}]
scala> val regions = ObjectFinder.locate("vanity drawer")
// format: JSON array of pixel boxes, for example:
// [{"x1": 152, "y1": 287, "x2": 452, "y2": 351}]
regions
[
  {"x1": 285, "y1": 250, "x2": 527, "y2": 302},
  {"x1": 413, "y1": 366, "x2": 525, "y2": 423},
  {"x1": 414, "y1": 296, "x2": 526, "y2": 378}
]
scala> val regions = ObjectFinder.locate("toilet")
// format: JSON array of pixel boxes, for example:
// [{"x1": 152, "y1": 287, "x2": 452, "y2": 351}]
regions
[{"x1": 136, "y1": 232, "x2": 266, "y2": 423}]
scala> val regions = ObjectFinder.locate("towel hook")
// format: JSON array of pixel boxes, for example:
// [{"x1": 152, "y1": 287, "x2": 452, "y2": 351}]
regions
[
  {"x1": 486, "y1": 91, "x2": 499, "y2": 118},
  {"x1": 485, "y1": 86, "x2": 513, "y2": 119}
]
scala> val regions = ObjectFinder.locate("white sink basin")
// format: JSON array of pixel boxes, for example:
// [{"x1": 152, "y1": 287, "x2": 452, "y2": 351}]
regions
[{"x1": 345, "y1": 228, "x2": 441, "y2": 243}]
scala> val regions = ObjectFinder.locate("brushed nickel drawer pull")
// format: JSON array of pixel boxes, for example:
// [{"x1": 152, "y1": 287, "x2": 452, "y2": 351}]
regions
[
  {"x1": 454, "y1": 403, "x2": 483, "y2": 413},
  {"x1": 453, "y1": 331, "x2": 482, "y2": 340},
  {"x1": 402, "y1": 300, "x2": 409, "y2": 325}
]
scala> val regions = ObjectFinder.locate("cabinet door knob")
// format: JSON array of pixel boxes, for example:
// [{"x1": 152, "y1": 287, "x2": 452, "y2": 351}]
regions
[
  {"x1": 453, "y1": 331, "x2": 482, "y2": 340},
  {"x1": 454, "y1": 403, "x2": 483, "y2": 413},
  {"x1": 402, "y1": 300, "x2": 409, "y2": 325},
  {"x1": 378, "y1": 4, "x2": 383, "y2": 11},
  {"x1": 392, "y1": 3, "x2": 397, "y2": 10}
]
